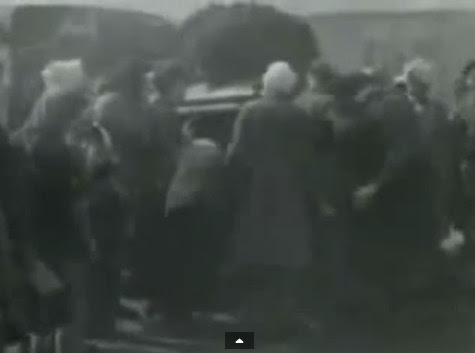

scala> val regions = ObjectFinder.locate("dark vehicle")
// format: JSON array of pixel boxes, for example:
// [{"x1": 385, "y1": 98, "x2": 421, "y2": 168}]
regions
[{"x1": 178, "y1": 82, "x2": 260, "y2": 147}]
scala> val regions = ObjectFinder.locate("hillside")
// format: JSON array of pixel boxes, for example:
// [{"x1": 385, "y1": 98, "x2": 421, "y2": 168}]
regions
[{"x1": 1, "y1": 0, "x2": 475, "y2": 22}]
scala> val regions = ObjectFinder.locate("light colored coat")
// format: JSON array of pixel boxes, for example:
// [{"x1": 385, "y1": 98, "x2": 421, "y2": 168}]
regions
[{"x1": 166, "y1": 138, "x2": 226, "y2": 214}]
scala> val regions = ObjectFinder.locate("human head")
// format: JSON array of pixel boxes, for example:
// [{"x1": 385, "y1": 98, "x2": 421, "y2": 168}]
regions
[
  {"x1": 403, "y1": 58, "x2": 435, "y2": 100},
  {"x1": 100, "y1": 57, "x2": 149, "y2": 99},
  {"x1": 152, "y1": 59, "x2": 189, "y2": 104},
  {"x1": 262, "y1": 61, "x2": 298, "y2": 99},
  {"x1": 307, "y1": 60, "x2": 336, "y2": 93},
  {"x1": 41, "y1": 58, "x2": 86, "y2": 93}
]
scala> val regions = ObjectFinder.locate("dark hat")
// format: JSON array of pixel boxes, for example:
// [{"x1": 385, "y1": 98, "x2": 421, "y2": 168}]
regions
[
  {"x1": 309, "y1": 60, "x2": 336, "y2": 82},
  {"x1": 152, "y1": 59, "x2": 189, "y2": 92}
]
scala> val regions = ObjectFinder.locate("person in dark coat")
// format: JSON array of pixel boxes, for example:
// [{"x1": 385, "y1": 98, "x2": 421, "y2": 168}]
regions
[
  {"x1": 88, "y1": 58, "x2": 153, "y2": 301},
  {"x1": 296, "y1": 59, "x2": 337, "y2": 126},
  {"x1": 0, "y1": 127, "x2": 36, "y2": 347},
  {"x1": 65, "y1": 113, "x2": 128, "y2": 339},
  {"x1": 448, "y1": 60, "x2": 475, "y2": 289},
  {"x1": 226, "y1": 61, "x2": 319, "y2": 337},
  {"x1": 313, "y1": 71, "x2": 386, "y2": 320},
  {"x1": 352, "y1": 60, "x2": 447, "y2": 307},
  {"x1": 12, "y1": 59, "x2": 93, "y2": 353},
  {"x1": 132, "y1": 60, "x2": 187, "y2": 312}
]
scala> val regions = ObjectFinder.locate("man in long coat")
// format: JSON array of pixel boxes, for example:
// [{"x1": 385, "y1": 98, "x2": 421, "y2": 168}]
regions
[{"x1": 226, "y1": 61, "x2": 319, "y2": 337}]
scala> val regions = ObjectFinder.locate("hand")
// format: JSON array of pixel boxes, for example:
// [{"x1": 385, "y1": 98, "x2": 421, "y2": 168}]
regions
[
  {"x1": 319, "y1": 201, "x2": 337, "y2": 217},
  {"x1": 440, "y1": 227, "x2": 465, "y2": 256},
  {"x1": 353, "y1": 183, "x2": 378, "y2": 210}
]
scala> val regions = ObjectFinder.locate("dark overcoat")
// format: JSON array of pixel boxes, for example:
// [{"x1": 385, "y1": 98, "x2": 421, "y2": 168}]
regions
[{"x1": 226, "y1": 96, "x2": 319, "y2": 269}]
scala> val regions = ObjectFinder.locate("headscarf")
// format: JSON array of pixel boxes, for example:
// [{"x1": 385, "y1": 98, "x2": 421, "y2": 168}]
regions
[
  {"x1": 262, "y1": 61, "x2": 298, "y2": 98},
  {"x1": 41, "y1": 59, "x2": 86, "y2": 94}
]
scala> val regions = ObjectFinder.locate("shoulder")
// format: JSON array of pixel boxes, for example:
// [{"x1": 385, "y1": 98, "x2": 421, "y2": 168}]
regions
[
  {"x1": 233, "y1": 100, "x2": 262, "y2": 127},
  {"x1": 239, "y1": 99, "x2": 262, "y2": 115},
  {"x1": 93, "y1": 92, "x2": 124, "y2": 119},
  {"x1": 188, "y1": 139, "x2": 225, "y2": 163},
  {"x1": 94, "y1": 92, "x2": 122, "y2": 110}
]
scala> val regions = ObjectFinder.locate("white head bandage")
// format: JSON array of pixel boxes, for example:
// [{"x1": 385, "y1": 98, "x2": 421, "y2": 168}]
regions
[{"x1": 262, "y1": 61, "x2": 298, "y2": 97}]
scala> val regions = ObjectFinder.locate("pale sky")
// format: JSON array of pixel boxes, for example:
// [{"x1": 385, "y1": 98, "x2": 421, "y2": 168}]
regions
[{"x1": 1, "y1": 0, "x2": 475, "y2": 21}]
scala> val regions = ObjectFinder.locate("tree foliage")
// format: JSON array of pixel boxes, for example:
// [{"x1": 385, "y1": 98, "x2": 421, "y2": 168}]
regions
[{"x1": 181, "y1": 3, "x2": 319, "y2": 85}]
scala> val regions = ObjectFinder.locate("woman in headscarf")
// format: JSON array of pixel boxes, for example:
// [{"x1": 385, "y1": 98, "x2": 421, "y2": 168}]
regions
[
  {"x1": 226, "y1": 61, "x2": 319, "y2": 338},
  {"x1": 11, "y1": 58, "x2": 93, "y2": 353},
  {"x1": 12, "y1": 59, "x2": 89, "y2": 151}
]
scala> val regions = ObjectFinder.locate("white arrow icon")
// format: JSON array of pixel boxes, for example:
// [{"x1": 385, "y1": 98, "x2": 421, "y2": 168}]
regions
[{"x1": 236, "y1": 338, "x2": 244, "y2": 344}]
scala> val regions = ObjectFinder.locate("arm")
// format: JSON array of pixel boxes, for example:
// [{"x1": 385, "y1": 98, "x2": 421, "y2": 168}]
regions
[
  {"x1": 225, "y1": 104, "x2": 254, "y2": 207},
  {"x1": 353, "y1": 97, "x2": 419, "y2": 208},
  {"x1": 226, "y1": 104, "x2": 254, "y2": 167},
  {"x1": 374, "y1": 96, "x2": 419, "y2": 189}
]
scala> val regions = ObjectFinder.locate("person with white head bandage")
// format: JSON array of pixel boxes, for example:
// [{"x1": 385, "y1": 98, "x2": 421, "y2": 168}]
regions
[{"x1": 226, "y1": 61, "x2": 319, "y2": 336}]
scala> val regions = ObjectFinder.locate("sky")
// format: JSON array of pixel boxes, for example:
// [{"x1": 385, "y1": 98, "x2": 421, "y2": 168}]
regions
[{"x1": 1, "y1": 0, "x2": 475, "y2": 21}]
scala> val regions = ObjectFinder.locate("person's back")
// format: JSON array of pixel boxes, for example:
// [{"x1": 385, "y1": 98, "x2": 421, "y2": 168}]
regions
[
  {"x1": 225, "y1": 62, "x2": 319, "y2": 337},
  {"x1": 166, "y1": 138, "x2": 226, "y2": 213},
  {"x1": 164, "y1": 134, "x2": 230, "y2": 321},
  {"x1": 227, "y1": 95, "x2": 318, "y2": 271},
  {"x1": 244, "y1": 98, "x2": 316, "y2": 173}
]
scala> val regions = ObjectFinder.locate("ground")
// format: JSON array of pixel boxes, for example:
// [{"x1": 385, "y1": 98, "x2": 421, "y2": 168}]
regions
[
  {"x1": 5, "y1": 294, "x2": 475, "y2": 353},
  {"x1": 82, "y1": 295, "x2": 475, "y2": 353}
]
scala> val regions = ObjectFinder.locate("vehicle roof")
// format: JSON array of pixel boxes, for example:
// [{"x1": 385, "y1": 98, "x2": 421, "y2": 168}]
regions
[
  {"x1": 178, "y1": 82, "x2": 259, "y2": 116},
  {"x1": 185, "y1": 82, "x2": 257, "y2": 102}
]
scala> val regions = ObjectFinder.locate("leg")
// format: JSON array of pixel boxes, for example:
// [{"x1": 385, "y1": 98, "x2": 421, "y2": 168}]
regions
[
  {"x1": 163, "y1": 209, "x2": 194, "y2": 325},
  {"x1": 59, "y1": 260, "x2": 88, "y2": 353}
]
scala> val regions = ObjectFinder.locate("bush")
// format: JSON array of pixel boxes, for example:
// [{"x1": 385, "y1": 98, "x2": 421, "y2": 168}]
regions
[{"x1": 181, "y1": 3, "x2": 319, "y2": 85}]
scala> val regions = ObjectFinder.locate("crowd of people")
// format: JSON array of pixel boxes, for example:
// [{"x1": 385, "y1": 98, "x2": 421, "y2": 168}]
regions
[{"x1": 1, "y1": 38, "x2": 475, "y2": 352}]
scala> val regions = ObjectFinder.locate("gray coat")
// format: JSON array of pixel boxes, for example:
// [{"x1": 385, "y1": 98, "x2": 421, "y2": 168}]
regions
[
  {"x1": 226, "y1": 96, "x2": 318, "y2": 269},
  {"x1": 166, "y1": 138, "x2": 226, "y2": 214}
]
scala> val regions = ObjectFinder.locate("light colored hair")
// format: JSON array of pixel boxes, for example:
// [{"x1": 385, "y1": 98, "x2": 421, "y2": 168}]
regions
[
  {"x1": 41, "y1": 59, "x2": 86, "y2": 93},
  {"x1": 262, "y1": 61, "x2": 298, "y2": 97},
  {"x1": 403, "y1": 58, "x2": 435, "y2": 87}
]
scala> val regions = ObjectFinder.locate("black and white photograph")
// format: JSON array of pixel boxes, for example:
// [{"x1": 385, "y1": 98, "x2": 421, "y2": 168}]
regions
[{"x1": 0, "y1": 0, "x2": 475, "y2": 352}]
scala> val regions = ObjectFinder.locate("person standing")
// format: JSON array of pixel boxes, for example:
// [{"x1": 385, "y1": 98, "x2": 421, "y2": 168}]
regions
[
  {"x1": 12, "y1": 58, "x2": 93, "y2": 353},
  {"x1": 131, "y1": 60, "x2": 188, "y2": 314},
  {"x1": 162, "y1": 118, "x2": 230, "y2": 330},
  {"x1": 226, "y1": 61, "x2": 319, "y2": 338},
  {"x1": 352, "y1": 59, "x2": 449, "y2": 307}
]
